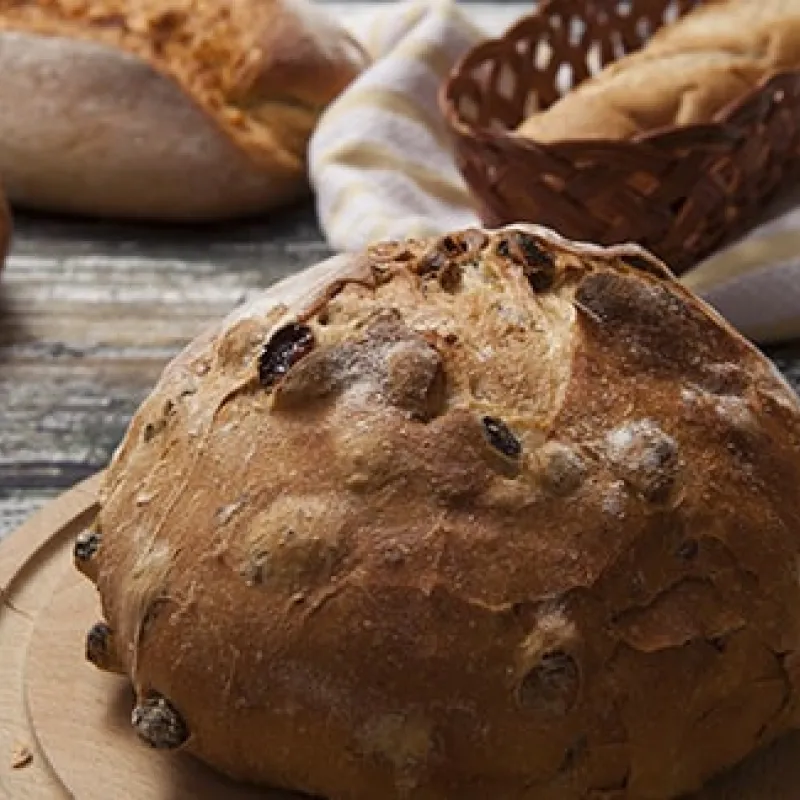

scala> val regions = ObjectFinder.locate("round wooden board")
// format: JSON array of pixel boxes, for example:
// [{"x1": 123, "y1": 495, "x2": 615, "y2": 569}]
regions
[
  {"x1": 0, "y1": 473, "x2": 285, "y2": 800},
  {"x1": 2, "y1": 475, "x2": 800, "y2": 799}
]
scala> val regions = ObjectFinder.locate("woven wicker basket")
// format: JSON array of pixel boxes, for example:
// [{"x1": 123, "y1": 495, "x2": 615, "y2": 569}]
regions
[{"x1": 440, "y1": 0, "x2": 800, "y2": 274}]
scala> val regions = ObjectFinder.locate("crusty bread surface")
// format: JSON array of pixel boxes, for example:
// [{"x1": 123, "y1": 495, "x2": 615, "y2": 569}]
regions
[
  {"x1": 77, "y1": 224, "x2": 800, "y2": 799},
  {"x1": 517, "y1": 0, "x2": 800, "y2": 143},
  {"x1": 0, "y1": 0, "x2": 367, "y2": 219}
]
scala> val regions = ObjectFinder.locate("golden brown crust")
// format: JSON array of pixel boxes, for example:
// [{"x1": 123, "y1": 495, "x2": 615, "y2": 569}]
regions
[
  {"x1": 0, "y1": 0, "x2": 367, "y2": 168},
  {"x1": 517, "y1": 0, "x2": 800, "y2": 143},
  {"x1": 0, "y1": 0, "x2": 367, "y2": 218},
  {"x1": 81, "y1": 224, "x2": 800, "y2": 799}
]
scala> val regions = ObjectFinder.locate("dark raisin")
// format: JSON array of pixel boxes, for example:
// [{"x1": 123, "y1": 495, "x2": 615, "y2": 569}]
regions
[
  {"x1": 438, "y1": 261, "x2": 463, "y2": 292},
  {"x1": 518, "y1": 650, "x2": 580, "y2": 715},
  {"x1": 519, "y1": 234, "x2": 554, "y2": 269},
  {"x1": 520, "y1": 236, "x2": 556, "y2": 291},
  {"x1": 74, "y1": 528, "x2": 101, "y2": 562},
  {"x1": 258, "y1": 323, "x2": 315, "y2": 388},
  {"x1": 482, "y1": 416, "x2": 522, "y2": 458},
  {"x1": 440, "y1": 234, "x2": 467, "y2": 255},
  {"x1": 496, "y1": 233, "x2": 556, "y2": 291},
  {"x1": 676, "y1": 538, "x2": 699, "y2": 560},
  {"x1": 417, "y1": 250, "x2": 447, "y2": 276},
  {"x1": 417, "y1": 231, "x2": 487, "y2": 283},
  {"x1": 132, "y1": 694, "x2": 189, "y2": 750},
  {"x1": 709, "y1": 635, "x2": 727, "y2": 653},
  {"x1": 142, "y1": 418, "x2": 167, "y2": 443},
  {"x1": 497, "y1": 231, "x2": 525, "y2": 266},
  {"x1": 85, "y1": 621, "x2": 113, "y2": 667},
  {"x1": 526, "y1": 265, "x2": 556, "y2": 293}
]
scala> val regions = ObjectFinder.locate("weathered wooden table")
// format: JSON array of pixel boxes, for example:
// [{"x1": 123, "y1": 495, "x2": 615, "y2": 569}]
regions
[
  {"x1": 1, "y1": 204, "x2": 800, "y2": 540},
  {"x1": 0, "y1": 205, "x2": 334, "y2": 538}
]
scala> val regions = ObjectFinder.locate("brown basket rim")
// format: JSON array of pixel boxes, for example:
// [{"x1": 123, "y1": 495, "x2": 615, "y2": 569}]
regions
[{"x1": 440, "y1": 2, "x2": 797, "y2": 154}]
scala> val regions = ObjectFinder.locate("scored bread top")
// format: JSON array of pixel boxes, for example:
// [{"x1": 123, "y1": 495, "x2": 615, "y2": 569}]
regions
[
  {"x1": 87, "y1": 225, "x2": 800, "y2": 799},
  {"x1": 0, "y1": 0, "x2": 368, "y2": 171}
]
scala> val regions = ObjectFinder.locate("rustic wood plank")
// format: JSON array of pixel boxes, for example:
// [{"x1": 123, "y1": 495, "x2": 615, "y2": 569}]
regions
[
  {"x1": 1, "y1": 205, "x2": 799, "y2": 540},
  {"x1": 0, "y1": 205, "x2": 333, "y2": 538},
  {"x1": 0, "y1": 489, "x2": 60, "y2": 540}
]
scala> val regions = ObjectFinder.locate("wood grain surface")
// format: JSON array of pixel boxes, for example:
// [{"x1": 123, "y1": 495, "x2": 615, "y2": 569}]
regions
[
  {"x1": 0, "y1": 205, "x2": 332, "y2": 538},
  {"x1": 1, "y1": 204, "x2": 800, "y2": 539}
]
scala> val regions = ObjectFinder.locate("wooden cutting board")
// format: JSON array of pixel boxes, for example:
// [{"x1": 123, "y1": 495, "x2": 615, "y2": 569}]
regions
[
  {"x1": 2, "y1": 475, "x2": 800, "y2": 799},
  {"x1": 0, "y1": 474, "x2": 284, "y2": 799}
]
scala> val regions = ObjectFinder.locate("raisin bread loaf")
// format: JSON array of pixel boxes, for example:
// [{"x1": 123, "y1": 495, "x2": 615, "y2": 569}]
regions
[{"x1": 77, "y1": 224, "x2": 800, "y2": 799}]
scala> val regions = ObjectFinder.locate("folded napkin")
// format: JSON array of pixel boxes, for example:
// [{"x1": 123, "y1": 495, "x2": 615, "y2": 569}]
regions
[{"x1": 310, "y1": 0, "x2": 800, "y2": 345}]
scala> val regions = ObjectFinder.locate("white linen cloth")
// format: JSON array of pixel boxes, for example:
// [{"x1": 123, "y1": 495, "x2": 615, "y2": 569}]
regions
[{"x1": 310, "y1": 0, "x2": 800, "y2": 344}]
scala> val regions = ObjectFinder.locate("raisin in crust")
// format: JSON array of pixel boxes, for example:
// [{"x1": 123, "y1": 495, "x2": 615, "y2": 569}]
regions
[{"x1": 80, "y1": 224, "x2": 800, "y2": 799}]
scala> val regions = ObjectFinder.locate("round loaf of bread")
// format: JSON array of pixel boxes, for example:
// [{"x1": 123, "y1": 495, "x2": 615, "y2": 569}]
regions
[
  {"x1": 77, "y1": 224, "x2": 800, "y2": 799},
  {"x1": 0, "y1": 0, "x2": 367, "y2": 220}
]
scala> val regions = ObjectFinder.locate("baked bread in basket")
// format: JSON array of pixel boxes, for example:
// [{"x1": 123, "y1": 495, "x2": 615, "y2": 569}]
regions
[{"x1": 441, "y1": 0, "x2": 800, "y2": 274}]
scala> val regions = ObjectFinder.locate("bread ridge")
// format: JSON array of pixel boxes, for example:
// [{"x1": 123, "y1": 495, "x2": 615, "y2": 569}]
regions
[
  {"x1": 517, "y1": 0, "x2": 800, "y2": 142},
  {"x1": 81, "y1": 225, "x2": 800, "y2": 799}
]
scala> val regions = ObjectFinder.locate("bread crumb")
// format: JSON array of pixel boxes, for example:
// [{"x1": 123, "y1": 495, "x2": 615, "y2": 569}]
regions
[{"x1": 10, "y1": 744, "x2": 32, "y2": 769}]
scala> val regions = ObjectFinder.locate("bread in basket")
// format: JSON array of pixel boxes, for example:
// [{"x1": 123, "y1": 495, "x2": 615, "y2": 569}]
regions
[{"x1": 440, "y1": 0, "x2": 800, "y2": 274}]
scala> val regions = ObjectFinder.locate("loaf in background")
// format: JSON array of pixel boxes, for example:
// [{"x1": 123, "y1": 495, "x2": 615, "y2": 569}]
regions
[
  {"x1": 517, "y1": 0, "x2": 800, "y2": 142},
  {"x1": 0, "y1": 0, "x2": 368, "y2": 220}
]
